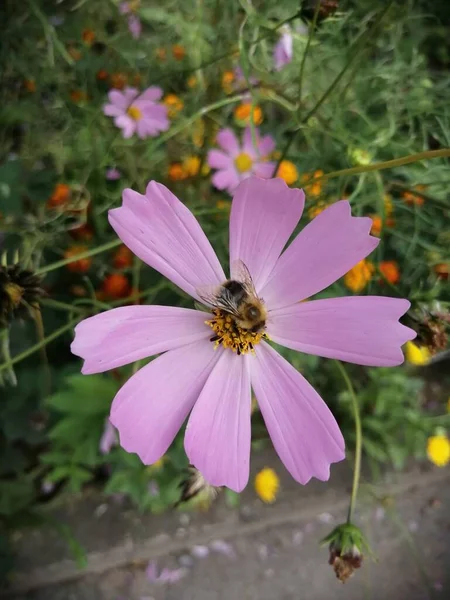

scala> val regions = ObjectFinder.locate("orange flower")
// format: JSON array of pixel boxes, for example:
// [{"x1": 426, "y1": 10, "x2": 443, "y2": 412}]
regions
[
  {"x1": 67, "y1": 46, "x2": 82, "y2": 61},
  {"x1": 308, "y1": 201, "x2": 329, "y2": 220},
  {"x1": 96, "y1": 69, "x2": 109, "y2": 81},
  {"x1": 110, "y1": 72, "x2": 128, "y2": 90},
  {"x1": 344, "y1": 260, "x2": 374, "y2": 292},
  {"x1": 155, "y1": 47, "x2": 167, "y2": 61},
  {"x1": 82, "y1": 29, "x2": 96, "y2": 45},
  {"x1": 113, "y1": 245, "x2": 133, "y2": 269},
  {"x1": 64, "y1": 245, "x2": 92, "y2": 273},
  {"x1": 379, "y1": 261, "x2": 400, "y2": 285},
  {"x1": 47, "y1": 183, "x2": 71, "y2": 208},
  {"x1": 434, "y1": 263, "x2": 449, "y2": 280},
  {"x1": 234, "y1": 103, "x2": 263, "y2": 126},
  {"x1": 70, "y1": 284, "x2": 88, "y2": 297},
  {"x1": 172, "y1": 44, "x2": 186, "y2": 60},
  {"x1": 23, "y1": 79, "x2": 36, "y2": 92},
  {"x1": 276, "y1": 160, "x2": 298, "y2": 185},
  {"x1": 371, "y1": 215, "x2": 382, "y2": 236},
  {"x1": 163, "y1": 94, "x2": 184, "y2": 118},
  {"x1": 301, "y1": 170, "x2": 324, "y2": 198},
  {"x1": 168, "y1": 163, "x2": 186, "y2": 181},
  {"x1": 402, "y1": 184, "x2": 426, "y2": 206},
  {"x1": 70, "y1": 90, "x2": 88, "y2": 103},
  {"x1": 222, "y1": 70, "x2": 235, "y2": 93},
  {"x1": 69, "y1": 224, "x2": 94, "y2": 241},
  {"x1": 101, "y1": 274, "x2": 131, "y2": 299},
  {"x1": 187, "y1": 75, "x2": 198, "y2": 88}
]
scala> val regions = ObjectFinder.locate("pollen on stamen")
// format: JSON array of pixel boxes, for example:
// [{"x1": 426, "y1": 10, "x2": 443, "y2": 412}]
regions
[{"x1": 205, "y1": 308, "x2": 267, "y2": 355}]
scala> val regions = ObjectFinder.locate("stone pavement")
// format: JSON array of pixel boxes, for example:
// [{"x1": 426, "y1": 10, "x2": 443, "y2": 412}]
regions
[{"x1": 5, "y1": 454, "x2": 450, "y2": 600}]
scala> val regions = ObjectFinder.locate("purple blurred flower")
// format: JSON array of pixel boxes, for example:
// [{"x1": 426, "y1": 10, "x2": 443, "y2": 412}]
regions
[
  {"x1": 148, "y1": 480, "x2": 160, "y2": 497},
  {"x1": 234, "y1": 65, "x2": 259, "y2": 88},
  {"x1": 72, "y1": 176, "x2": 415, "y2": 493},
  {"x1": 191, "y1": 545, "x2": 209, "y2": 559},
  {"x1": 146, "y1": 561, "x2": 188, "y2": 585},
  {"x1": 210, "y1": 539, "x2": 236, "y2": 558},
  {"x1": 207, "y1": 127, "x2": 275, "y2": 194},
  {"x1": 128, "y1": 15, "x2": 142, "y2": 39},
  {"x1": 99, "y1": 419, "x2": 117, "y2": 455},
  {"x1": 103, "y1": 86, "x2": 169, "y2": 139},
  {"x1": 106, "y1": 168, "x2": 122, "y2": 181},
  {"x1": 274, "y1": 27, "x2": 293, "y2": 71}
]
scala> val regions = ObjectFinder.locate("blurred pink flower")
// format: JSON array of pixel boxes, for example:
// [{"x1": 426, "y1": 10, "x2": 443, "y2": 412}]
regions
[
  {"x1": 99, "y1": 419, "x2": 117, "y2": 455},
  {"x1": 106, "y1": 167, "x2": 121, "y2": 181},
  {"x1": 207, "y1": 127, "x2": 275, "y2": 194},
  {"x1": 146, "y1": 561, "x2": 188, "y2": 584},
  {"x1": 274, "y1": 28, "x2": 293, "y2": 70},
  {"x1": 120, "y1": 2, "x2": 142, "y2": 39},
  {"x1": 103, "y1": 86, "x2": 169, "y2": 139},
  {"x1": 72, "y1": 177, "x2": 415, "y2": 493}
]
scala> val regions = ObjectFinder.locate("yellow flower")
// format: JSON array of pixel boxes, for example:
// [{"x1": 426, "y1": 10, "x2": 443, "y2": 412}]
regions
[
  {"x1": 254, "y1": 468, "x2": 279, "y2": 503},
  {"x1": 276, "y1": 160, "x2": 298, "y2": 185},
  {"x1": 344, "y1": 260, "x2": 374, "y2": 292},
  {"x1": 427, "y1": 435, "x2": 450, "y2": 467},
  {"x1": 163, "y1": 94, "x2": 184, "y2": 118},
  {"x1": 404, "y1": 341, "x2": 431, "y2": 366},
  {"x1": 384, "y1": 194, "x2": 394, "y2": 217},
  {"x1": 182, "y1": 156, "x2": 209, "y2": 178},
  {"x1": 308, "y1": 200, "x2": 329, "y2": 220},
  {"x1": 234, "y1": 103, "x2": 263, "y2": 126},
  {"x1": 300, "y1": 170, "x2": 323, "y2": 198}
]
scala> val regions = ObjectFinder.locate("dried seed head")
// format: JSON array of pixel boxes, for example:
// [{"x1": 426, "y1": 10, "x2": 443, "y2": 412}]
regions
[{"x1": 0, "y1": 264, "x2": 44, "y2": 327}]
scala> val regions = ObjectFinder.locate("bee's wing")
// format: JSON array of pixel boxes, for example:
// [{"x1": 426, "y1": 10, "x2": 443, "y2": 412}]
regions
[
  {"x1": 231, "y1": 259, "x2": 258, "y2": 297},
  {"x1": 196, "y1": 283, "x2": 241, "y2": 317}
]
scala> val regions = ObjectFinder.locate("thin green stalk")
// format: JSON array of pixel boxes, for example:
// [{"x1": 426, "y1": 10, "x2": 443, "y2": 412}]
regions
[
  {"x1": 335, "y1": 360, "x2": 362, "y2": 524},
  {"x1": 40, "y1": 299, "x2": 87, "y2": 316},
  {"x1": 36, "y1": 239, "x2": 122, "y2": 276},
  {"x1": 297, "y1": 0, "x2": 321, "y2": 110},
  {"x1": 317, "y1": 149, "x2": 450, "y2": 183},
  {"x1": 0, "y1": 318, "x2": 78, "y2": 374},
  {"x1": 0, "y1": 329, "x2": 17, "y2": 385}
]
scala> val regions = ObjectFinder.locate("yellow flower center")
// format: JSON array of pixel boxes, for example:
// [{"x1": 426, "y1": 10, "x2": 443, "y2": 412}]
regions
[
  {"x1": 254, "y1": 467, "x2": 280, "y2": 503},
  {"x1": 206, "y1": 309, "x2": 267, "y2": 355},
  {"x1": 234, "y1": 152, "x2": 253, "y2": 173},
  {"x1": 127, "y1": 105, "x2": 142, "y2": 121},
  {"x1": 427, "y1": 435, "x2": 450, "y2": 467}
]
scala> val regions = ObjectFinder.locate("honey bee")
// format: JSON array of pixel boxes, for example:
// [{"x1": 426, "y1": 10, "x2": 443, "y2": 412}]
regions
[{"x1": 197, "y1": 260, "x2": 267, "y2": 333}]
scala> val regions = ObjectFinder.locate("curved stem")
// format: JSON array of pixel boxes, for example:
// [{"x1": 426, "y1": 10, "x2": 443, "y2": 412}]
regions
[
  {"x1": 335, "y1": 360, "x2": 362, "y2": 524},
  {"x1": 0, "y1": 317, "x2": 78, "y2": 374},
  {"x1": 36, "y1": 239, "x2": 122, "y2": 276}
]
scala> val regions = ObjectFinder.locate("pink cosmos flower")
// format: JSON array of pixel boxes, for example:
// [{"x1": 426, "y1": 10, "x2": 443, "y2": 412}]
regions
[
  {"x1": 71, "y1": 177, "x2": 415, "y2": 493},
  {"x1": 99, "y1": 419, "x2": 117, "y2": 455},
  {"x1": 103, "y1": 86, "x2": 169, "y2": 139},
  {"x1": 207, "y1": 127, "x2": 275, "y2": 194},
  {"x1": 119, "y1": 2, "x2": 142, "y2": 39},
  {"x1": 274, "y1": 27, "x2": 293, "y2": 71},
  {"x1": 105, "y1": 167, "x2": 121, "y2": 181}
]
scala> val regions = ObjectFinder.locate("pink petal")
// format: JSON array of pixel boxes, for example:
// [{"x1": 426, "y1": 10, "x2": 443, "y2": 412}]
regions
[
  {"x1": 216, "y1": 128, "x2": 241, "y2": 157},
  {"x1": 184, "y1": 351, "x2": 251, "y2": 492},
  {"x1": 252, "y1": 161, "x2": 276, "y2": 179},
  {"x1": 107, "y1": 88, "x2": 138, "y2": 110},
  {"x1": 268, "y1": 297, "x2": 415, "y2": 367},
  {"x1": 261, "y1": 201, "x2": 379, "y2": 309},
  {"x1": 258, "y1": 134, "x2": 276, "y2": 157},
  {"x1": 103, "y1": 103, "x2": 124, "y2": 117},
  {"x1": 207, "y1": 149, "x2": 233, "y2": 170},
  {"x1": 110, "y1": 339, "x2": 220, "y2": 464},
  {"x1": 250, "y1": 342, "x2": 345, "y2": 484},
  {"x1": 138, "y1": 86, "x2": 163, "y2": 103},
  {"x1": 229, "y1": 177, "x2": 305, "y2": 291},
  {"x1": 108, "y1": 182, "x2": 225, "y2": 301},
  {"x1": 71, "y1": 305, "x2": 210, "y2": 374},
  {"x1": 211, "y1": 168, "x2": 241, "y2": 193},
  {"x1": 135, "y1": 108, "x2": 169, "y2": 138},
  {"x1": 114, "y1": 114, "x2": 136, "y2": 138}
]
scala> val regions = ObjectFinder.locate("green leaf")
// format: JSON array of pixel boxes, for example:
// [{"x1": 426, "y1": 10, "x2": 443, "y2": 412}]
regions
[{"x1": 46, "y1": 374, "x2": 117, "y2": 415}]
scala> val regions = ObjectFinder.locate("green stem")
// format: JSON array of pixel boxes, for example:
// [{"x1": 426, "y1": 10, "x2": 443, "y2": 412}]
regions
[
  {"x1": 0, "y1": 329, "x2": 17, "y2": 385},
  {"x1": 40, "y1": 299, "x2": 87, "y2": 316},
  {"x1": 297, "y1": 0, "x2": 321, "y2": 112},
  {"x1": 335, "y1": 360, "x2": 362, "y2": 524},
  {"x1": 306, "y1": 149, "x2": 450, "y2": 186},
  {"x1": 36, "y1": 239, "x2": 122, "y2": 276},
  {"x1": 0, "y1": 318, "x2": 78, "y2": 374}
]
